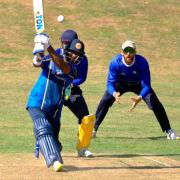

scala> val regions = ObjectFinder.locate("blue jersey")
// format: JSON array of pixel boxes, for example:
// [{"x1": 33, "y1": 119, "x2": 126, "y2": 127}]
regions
[
  {"x1": 72, "y1": 54, "x2": 88, "y2": 87},
  {"x1": 107, "y1": 54, "x2": 151, "y2": 98},
  {"x1": 27, "y1": 49, "x2": 78, "y2": 112}
]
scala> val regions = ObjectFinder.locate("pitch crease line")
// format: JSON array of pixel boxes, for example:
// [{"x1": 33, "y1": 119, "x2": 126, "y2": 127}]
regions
[{"x1": 143, "y1": 156, "x2": 171, "y2": 167}]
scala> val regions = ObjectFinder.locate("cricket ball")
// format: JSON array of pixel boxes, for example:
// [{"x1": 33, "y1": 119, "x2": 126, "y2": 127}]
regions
[{"x1": 57, "y1": 15, "x2": 64, "y2": 22}]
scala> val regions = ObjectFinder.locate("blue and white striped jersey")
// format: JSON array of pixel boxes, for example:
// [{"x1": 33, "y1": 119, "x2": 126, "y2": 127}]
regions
[
  {"x1": 45, "y1": 48, "x2": 88, "y2": 87},
  {"x1": 27, "y1": 48, "x2": 79, "y2": 112}
]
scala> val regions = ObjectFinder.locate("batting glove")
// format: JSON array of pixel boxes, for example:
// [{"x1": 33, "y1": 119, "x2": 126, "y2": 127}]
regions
[
  {"x1": 33, "y1": 33, "x2": 50, "y2": 55},
  {"x1": 33, "y1": 43, "x2": 44, "y2": 55}
]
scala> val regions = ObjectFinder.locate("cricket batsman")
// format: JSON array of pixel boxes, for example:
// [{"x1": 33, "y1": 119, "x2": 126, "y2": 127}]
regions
[
  {"x1": 34, "y1": 30, "x2": 95, "y2": 159},
  {"x1": 27, "y1": 33, "x2": 86, "y2": 172}
]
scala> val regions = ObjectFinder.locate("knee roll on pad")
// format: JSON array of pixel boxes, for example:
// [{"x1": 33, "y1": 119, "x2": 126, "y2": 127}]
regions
[{"x1": 34, "y1": 118, "x2": 54, "y2": 138}]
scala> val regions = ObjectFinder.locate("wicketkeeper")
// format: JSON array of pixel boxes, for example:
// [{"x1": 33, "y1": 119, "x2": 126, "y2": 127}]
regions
[
  {"x1": 26, "y1": 33, "x2": 86, "y2": 172},
  {"x1": 93, "y1": 40, "x2": 180, "y2": 140},
  {"x1": 61, "y1": 30, "x2": 95, "y2": 157}
]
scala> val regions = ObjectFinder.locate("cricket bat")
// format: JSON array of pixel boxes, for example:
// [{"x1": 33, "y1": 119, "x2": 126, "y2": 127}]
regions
[{"x1": 33, "y1": 0, "x2": 45, "y2": 33}]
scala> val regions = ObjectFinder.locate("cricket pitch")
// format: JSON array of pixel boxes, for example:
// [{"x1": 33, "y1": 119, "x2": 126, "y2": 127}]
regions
[{"x1": 0, "y1": 153, "x2": 180, "y2": 180}]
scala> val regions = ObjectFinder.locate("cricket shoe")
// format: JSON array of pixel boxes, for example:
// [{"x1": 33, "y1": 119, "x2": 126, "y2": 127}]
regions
[
  {"x1": 167, "y1": 129, "x2": 180, "y2": 140},
  {"x1": 78, "y1": 149, "x2": 93, "y2": 157},
  {"x1": 92, "y1": 130, "x2": 97, "y2": 138},
  {"x1": 53, "y1": 161, "x2": 63, "y2": 172}
]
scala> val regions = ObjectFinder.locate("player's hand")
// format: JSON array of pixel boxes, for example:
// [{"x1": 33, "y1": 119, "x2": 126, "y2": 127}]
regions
[
  {"x1": 113, "y1": 92, "x2": 121, "y2": 103},
  {"x1": 33, "y1": 42, "x2": 44, "y2": 55},
  {"x1": 129, "y1": 96, "x2": 142, "y2": 112},
  {"x1": 33, "y1": 54, "x2": 43, "y2": 66},
  {"x1": 33, "y1": 33, "x2": 50, "y2": 54},
  {"x1": 34, "y1": 33, "x2": 50, "y2": 45}
]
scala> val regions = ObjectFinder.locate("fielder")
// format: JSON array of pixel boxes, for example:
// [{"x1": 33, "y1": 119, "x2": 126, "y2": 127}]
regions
[
  {"x1": 26, "y1": 33, "x2": 86, "y2": 172},
  {"x1": 93, "y1": 40, "x2": 180, "y2": 140},
  {"x1": 34, "y1": 30, "x2": 95, "y2": 158}
]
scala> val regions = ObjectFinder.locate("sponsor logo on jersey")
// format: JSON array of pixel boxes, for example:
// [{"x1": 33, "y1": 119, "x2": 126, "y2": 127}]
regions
[{"x1": 132, "y1": 71, "x2": 137, "y2": 74}]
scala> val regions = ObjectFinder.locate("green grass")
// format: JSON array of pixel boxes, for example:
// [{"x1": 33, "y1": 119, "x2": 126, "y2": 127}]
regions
[{"x1": 0, "y1": 0, "x2": 179, "y2": 162}]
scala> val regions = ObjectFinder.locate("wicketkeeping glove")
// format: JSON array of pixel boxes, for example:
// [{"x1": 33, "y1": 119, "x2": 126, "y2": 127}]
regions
[{"x1": 33, "y1": 33, "x2": 50, "y2": 55}]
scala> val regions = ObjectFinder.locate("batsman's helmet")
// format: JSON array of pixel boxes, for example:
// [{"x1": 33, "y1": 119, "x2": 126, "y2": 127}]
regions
[
  {"x1": 65, "y1": 39, "x2": 85, "y2": 65},
  {"x1": 60, "y1": 29, "x2": 78, "y2": 42},
  {"x1": 60, "y1": 29, "x2": 78, "y2": 50}
]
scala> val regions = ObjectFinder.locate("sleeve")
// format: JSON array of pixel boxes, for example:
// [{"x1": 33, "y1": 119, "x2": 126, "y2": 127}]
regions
[
  {"x1": 41, "y1": 54, "x2": 51, "y2": 70},
  {"x1": 139, "y1": 59, "x2": 151, "y2": 98},
  {"x1": 41, "y1": 48, "x2": 63, "y2": 70},
  {"x1": 107, "y1": 59, "x2": 118, "y2": 96},
  {"x1": 67, "y1": 63, "x2": 78, "y2": 79},
  {"x1": 72, "y1": 56, "x2": 88, "y2": 86}
]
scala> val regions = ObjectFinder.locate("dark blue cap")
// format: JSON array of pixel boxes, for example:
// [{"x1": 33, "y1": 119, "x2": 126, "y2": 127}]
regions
[
  {"x1": 60, "y1": 29, "x2": 78, "y2": 42},
  {"x1": 68, "y1": 39, "x2": 85, "y2": 55}
]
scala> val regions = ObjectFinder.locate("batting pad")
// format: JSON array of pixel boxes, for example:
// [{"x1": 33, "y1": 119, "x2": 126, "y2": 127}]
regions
[
  {"x1": 34, "y1": 118, "x2": 63, "y2": 167},
  {"x1": 76, "y1": 114, "x2": 95, "y2": 150}
]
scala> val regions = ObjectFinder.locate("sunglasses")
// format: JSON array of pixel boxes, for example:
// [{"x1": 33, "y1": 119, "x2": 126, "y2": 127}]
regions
[{"x1": 123, "y1": 47, "x2": 135, "y2": 54}]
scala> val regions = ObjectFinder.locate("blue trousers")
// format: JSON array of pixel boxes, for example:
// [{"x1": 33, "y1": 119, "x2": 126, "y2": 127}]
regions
[
  {"x1": 64, "y1": 86, "x2": 89, "y2": 124},
  {"x1": 94, "y1": 82, "x2": 171, "y2": 133}
]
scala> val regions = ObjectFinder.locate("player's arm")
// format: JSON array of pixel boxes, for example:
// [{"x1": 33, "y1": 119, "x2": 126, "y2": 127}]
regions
[
  {"x1": 128, "y1": 96, "x2": 142, "y2": 112},
  {"x1": 129, "y1": 59, "x2": 151, "y2": 112},
  {"x1": 107, "y1": 59, "x2": 121, "y2": 103},
  {"x1": 32, "y1": 51, "x2": 54, "y2": 71},
  {"x1": 33, "y1": 33, "x2": 71, "y2": 74},
  {"x1": 72, "y1": 56, "x2": 88, "y2": 86},
  {"x1": 139, "y1": 59, "x2": 151, "y2": 98},
  {"x1": 33, "y1": 54, "x2": 43, "y2": 67},
  {"x1": 47, "y1": 45, "x2": 70, "y2": 74}
]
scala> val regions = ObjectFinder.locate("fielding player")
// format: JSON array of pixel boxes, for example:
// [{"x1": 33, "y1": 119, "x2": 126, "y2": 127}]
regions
[
  {"x1": 27, "y1": 33, "x2": 86, "y2": 172},
  {"x1": 34, "y1": 30, "x2": 94, "y2": 159},
  {"x1": 93, "y1": 40, "x2": 180, "y2": 140}
]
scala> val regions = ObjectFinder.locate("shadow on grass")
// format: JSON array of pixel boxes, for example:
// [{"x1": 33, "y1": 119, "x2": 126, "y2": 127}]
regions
[
  {"x1": 95, "y1": 136, "x2": 166, "y2": 140},
  {"x1": 62, "y1": 153, "x2": 180, "y2": 172},
  {"x1": 62, "y1": 164, "x2": 180, "y2": 172},
  {"x1": 64, "y1": 153, "x2": 180, "y2": 158},
  {"x1": 95, "y1": 154, "x2": 180, "y2": 158}
]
